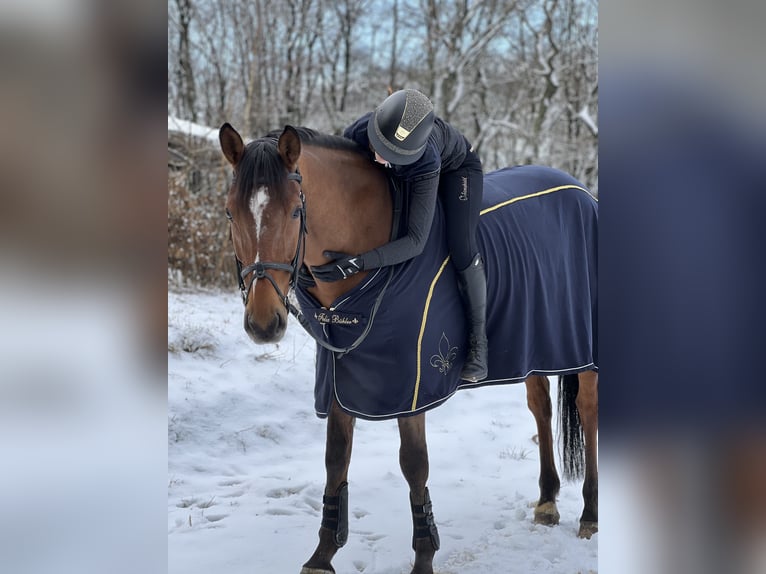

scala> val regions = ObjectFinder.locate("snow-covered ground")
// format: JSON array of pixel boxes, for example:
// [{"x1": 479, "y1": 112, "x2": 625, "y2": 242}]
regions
[{"x1": 168, "y1": 289, "x2": 597, "y2": 573}]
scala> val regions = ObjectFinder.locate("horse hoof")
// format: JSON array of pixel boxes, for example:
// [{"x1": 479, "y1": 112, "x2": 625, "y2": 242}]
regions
[
  {"x1": 578, "y1": 520, "x2": 598, "y2": 539},
  {"x1": 300, "y1": 567, "x2": 335, "y2": 574},
  {"x1": 533, "y1": 501, "x2": 560, "y2": 526}
]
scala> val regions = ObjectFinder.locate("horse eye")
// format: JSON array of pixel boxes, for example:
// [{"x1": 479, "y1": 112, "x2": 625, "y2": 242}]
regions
[
  {"x1": 291, "y1": 206, "x2": 302, "y2": 219},
  {"x1": 225, "y1": 209, "x2": 233, "y2": 220}
]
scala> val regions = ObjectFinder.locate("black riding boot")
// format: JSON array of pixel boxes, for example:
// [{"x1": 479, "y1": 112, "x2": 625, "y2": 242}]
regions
[{"x1": 457, "y1": 253, "x2": 488, "y2": 382}]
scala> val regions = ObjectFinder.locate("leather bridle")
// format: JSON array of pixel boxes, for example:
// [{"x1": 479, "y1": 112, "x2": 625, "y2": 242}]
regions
[
  {"x1": 229, "y1": 168, "x2": 393, "y2": 357},
  {"x1": 233, "y1": 171, "x2": 306, "y2": 309}
]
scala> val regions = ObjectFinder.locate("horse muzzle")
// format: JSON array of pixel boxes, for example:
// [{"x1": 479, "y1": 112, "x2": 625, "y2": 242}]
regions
[{"x1": 243, "y1": 308, "x2": 286, "y2": 343}]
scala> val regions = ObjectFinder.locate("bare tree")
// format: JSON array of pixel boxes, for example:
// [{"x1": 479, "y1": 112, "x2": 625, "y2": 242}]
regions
[
  {"x1": 193, "y1": 0, "x2": 232, "y2": 124},
  {"x1": 411, "y1": 0, "x2": 522, "y2": 121},
  {"x1": 388, "y1": 0, "x2": 399, "y2": 91},
  {"x1": 172, "y1": 0, "x2": 198, "y2": 122},
  {"x1": 168, "y1": 0, "x2": 599, "y2": 287},
  {"x1": 317, "y1": 0, "x2": 369, "y2": 132},
  {"x1": 282, "y1": 0, "x2": 322, "y2": 125}
]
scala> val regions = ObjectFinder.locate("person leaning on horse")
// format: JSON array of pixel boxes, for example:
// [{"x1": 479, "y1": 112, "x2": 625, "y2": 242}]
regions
[{"x1": 310, "y1": 89, "x2": 489, "y2": 382}]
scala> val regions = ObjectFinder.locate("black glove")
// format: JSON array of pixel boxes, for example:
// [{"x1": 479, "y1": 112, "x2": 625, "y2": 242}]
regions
[{"x1": 310, "y1": 251, "x2": 364, "y2": 282}]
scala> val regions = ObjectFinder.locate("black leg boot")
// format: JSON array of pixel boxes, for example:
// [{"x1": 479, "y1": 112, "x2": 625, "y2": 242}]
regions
[
  {"x1": 410, "y1": 487, "x2": 440, "y2": 551},
  {"x1": 457, "y1": 253, "x2": 488, "y2": 382},
  {"x1": 321, "y1": 482, "x2": 348, "y2": 547}
]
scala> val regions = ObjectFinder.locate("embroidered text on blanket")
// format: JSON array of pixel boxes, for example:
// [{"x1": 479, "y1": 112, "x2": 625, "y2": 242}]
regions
[{"x1": 314, "y1": 311, "x2": 362, "y2": 326}]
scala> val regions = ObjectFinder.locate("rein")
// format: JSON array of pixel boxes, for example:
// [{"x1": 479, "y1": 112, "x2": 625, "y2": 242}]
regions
[{"x1": 233, "y1": 169, "x2": 393, "y2": 358}]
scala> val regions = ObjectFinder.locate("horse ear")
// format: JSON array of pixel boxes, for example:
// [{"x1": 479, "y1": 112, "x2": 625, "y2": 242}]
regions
[
  {"x1": 278, "y1": 125, "x2": 301, "y2": 171},
  {"x1": 219, "y1": 123, "x2": 244, "y2": 167}
]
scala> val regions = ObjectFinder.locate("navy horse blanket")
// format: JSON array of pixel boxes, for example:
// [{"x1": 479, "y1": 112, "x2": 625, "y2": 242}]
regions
[{"x1": 295, "y1": 165, "x2": 598, "y2": 420}]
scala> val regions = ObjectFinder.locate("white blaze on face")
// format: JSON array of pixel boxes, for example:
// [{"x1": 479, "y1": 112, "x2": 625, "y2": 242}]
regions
[{"x1": 249, "y1": 186, "x2": 271, "y2": 258}]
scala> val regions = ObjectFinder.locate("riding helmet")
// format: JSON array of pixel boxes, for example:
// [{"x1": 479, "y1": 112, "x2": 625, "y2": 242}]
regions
[{"x1": 367, "y1": 89, "x2": 435, "y2": 165}]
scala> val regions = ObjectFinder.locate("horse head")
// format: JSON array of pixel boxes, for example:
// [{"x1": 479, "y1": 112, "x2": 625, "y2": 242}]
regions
[{"x1": 219, "y1": 123, "x2": 305, "y2": 344}]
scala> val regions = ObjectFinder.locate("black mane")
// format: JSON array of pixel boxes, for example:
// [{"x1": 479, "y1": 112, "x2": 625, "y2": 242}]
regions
[
  {"x1": 234, "y1": 127, "x2": 368, "y2": 208},
  {"x1": 234, "y1": 136, "x2": 287, "y2": 208},
  {"x1": 265, "y1": 126, "x2": 368, "y2": 157}
]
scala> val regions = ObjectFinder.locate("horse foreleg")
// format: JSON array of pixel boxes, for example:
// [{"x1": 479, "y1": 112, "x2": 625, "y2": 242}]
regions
[
  {"x1": 301, "y1": 400, "x2": 355, "y2": 574},
  {"x1": 398, "y1": 414, "x2": 437, "y2": 574},
  {"x1": 576, "y1": 370, "x2": 598, "y2": 538},
  {"x1": 526, "y1": 375, "x2": 561, "y2": 526}
]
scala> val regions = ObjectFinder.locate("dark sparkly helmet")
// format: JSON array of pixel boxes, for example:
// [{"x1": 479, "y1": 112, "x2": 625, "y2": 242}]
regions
[{"x1": 367, "y1": 89, "x2": 435, "y2": 165}]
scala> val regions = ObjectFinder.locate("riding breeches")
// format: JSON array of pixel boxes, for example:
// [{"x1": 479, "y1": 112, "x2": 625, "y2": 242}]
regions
[{"x1": 438, "y1": 149, "x2": 484, "y2": 270}]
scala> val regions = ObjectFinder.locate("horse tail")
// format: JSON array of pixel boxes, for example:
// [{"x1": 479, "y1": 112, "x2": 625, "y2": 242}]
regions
[{"x1": 557, "y1": 374, "x2": 585, "y2": 482}]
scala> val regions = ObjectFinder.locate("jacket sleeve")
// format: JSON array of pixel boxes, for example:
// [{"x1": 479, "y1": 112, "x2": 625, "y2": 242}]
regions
[
  {"x1": 359, "y1": 173, "x2": 439, "y2": 269},
  {"x1": 343, "y1": 112, "x2": 373, "y2": 150}
]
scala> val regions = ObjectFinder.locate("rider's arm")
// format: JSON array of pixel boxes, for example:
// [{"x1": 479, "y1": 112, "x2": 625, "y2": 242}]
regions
[
  {"x1": 342, "y1": 113, "x2": 373, "y2": 155},
  {"x1": 358, "y1": 171, "x2": 439, "y2": 269}
]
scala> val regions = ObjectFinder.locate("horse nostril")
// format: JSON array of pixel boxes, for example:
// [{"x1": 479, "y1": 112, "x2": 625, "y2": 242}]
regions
[
  {"x1": 274, "y1": 311, "x2": 285, "y2": 332},
  {"x1": 243, "y1": 312, "x2": 256, "y2": 335}
]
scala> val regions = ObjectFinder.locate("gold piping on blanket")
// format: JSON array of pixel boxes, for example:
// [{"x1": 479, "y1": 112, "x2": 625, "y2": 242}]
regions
[{"x1": 410, "y1": 184, "x2": 595, "y2": 410}]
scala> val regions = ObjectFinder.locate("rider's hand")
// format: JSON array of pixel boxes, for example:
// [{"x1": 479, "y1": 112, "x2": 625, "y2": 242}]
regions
[{"x1": 310, "y1": 252, "x2": 364, "y2": 282}]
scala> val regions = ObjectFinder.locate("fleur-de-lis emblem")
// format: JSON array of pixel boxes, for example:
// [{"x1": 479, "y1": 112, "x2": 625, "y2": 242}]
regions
[{"x1": 429, "y1": 333, "x2": 458, "y2": 375}]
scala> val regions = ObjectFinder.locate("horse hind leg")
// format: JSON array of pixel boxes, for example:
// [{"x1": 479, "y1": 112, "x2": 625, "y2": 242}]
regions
[
  {"x1": 301, "y1": 400, "x2": 355, "y2": 574},
  {"x1": 398, "y1": 414, "x2": 438, "y2": 574},
  {"x1": 575, "y1": 370, "x2": 598, "y2": 539},
  {"x1": 526, "y1": 375, "x2": 561, "y2": 526}
]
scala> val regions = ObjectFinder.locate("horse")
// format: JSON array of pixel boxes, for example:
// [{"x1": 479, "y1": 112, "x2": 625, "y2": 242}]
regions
[{"x1": 218, "y1": 122, "x2": 598, "y2": 574}]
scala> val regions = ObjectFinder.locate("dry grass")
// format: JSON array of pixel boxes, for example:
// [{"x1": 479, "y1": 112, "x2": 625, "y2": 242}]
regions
[{"x1": 168, "y1": 147, "x2": 236, "y2": 289}]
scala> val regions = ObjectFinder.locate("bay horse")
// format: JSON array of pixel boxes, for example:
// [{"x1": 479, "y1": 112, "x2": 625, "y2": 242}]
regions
[{"x1": 218, "y1": 123, "x2": 598, "y2": 574}]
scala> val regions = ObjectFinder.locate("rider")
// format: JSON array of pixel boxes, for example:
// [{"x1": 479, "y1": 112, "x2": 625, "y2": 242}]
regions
[{"x1": 310, "y1": 89, "x2": 488, "y2": 382}]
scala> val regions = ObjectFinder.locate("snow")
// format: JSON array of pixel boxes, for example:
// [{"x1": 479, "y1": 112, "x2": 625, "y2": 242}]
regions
[
  {"x1": 168, "y1": 115, "x2": 219, "y2": 143},
  {"x1": 577, "y1": 105, "x2": 599, "y2": 137},
  {"x1": 168, "y1": 289, "x2": 598, "y2": 573}
]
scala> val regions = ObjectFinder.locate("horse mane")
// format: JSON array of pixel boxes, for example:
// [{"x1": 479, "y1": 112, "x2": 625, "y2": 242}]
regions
[
  {"x1": 265, "y1": 126, "x2": 369, "y2": 157},
  {"x1": 234, "y1": 126, "x2": 369, "y2": 208},
  {"x1": 234, "y1": 136, "x2": 288, "y2": 209}
]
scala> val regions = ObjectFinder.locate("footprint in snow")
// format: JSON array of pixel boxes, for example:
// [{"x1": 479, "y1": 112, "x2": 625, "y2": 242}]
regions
[
  {"x1": 265, "y1": 508, "x2": 297, "y2": 516},
  {"x1": 266, "y1": 484, "x2": 309, "y2": 499}
]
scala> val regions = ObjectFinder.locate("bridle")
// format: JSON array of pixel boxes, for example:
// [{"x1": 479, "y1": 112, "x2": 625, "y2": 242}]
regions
[
  {"x1": 230, "y1": 168, "x2": 393, "y2": 357},
  {"x1": 234, "y1": 171, "x2": 306, "y2": 309}
]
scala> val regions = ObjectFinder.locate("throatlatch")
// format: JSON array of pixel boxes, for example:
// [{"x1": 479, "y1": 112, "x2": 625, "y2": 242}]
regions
[
  {"x1": 321, "y1": 482, "x2": 349, "y2": 548},
  {"x1": 410, "y1": 487, "x2": 440, "y2": 551}
]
